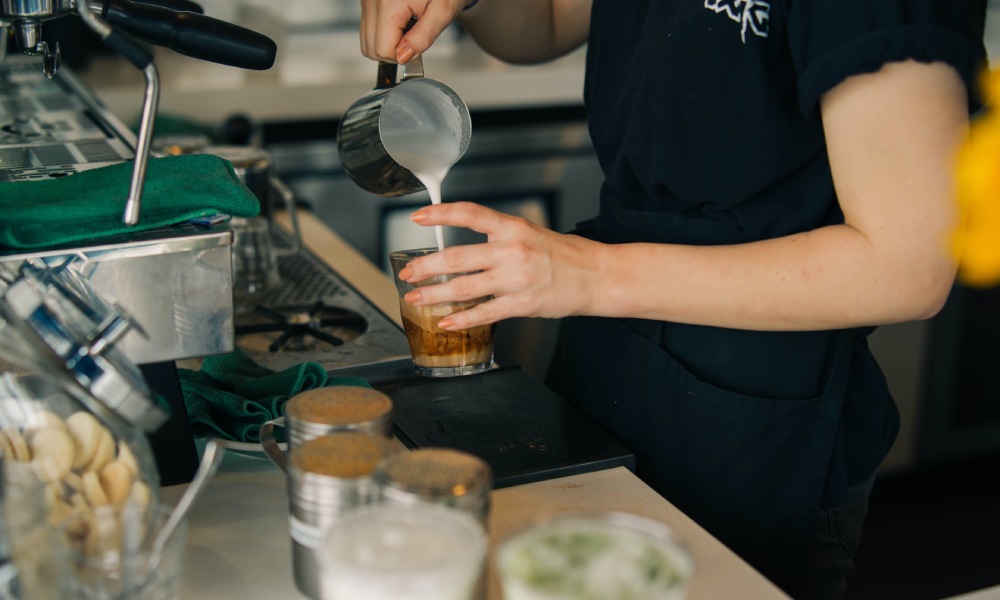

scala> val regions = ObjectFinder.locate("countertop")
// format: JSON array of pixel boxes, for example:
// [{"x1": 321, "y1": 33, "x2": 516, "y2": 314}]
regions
[
  {"x1": 158, "y1": 211, "x2": 789, "y2": 600},
  {"x1": 78, "y1": 35, "x2": 587, "y2": 126}
]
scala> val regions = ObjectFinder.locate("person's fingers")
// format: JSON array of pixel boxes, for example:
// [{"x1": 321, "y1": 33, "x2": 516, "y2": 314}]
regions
[
  {"x1": 404, "y1": 269, "x2": 497, "y2": 306},
  {"x1": 396, "y1": 2, "x2": 461, "y2": 63},
  {"x1": 410, "y1": 202, "x2": 524, "y2": 237},
  {"x1": 438, "y1": 295, "x2": 527, "y2": 330},
  {"x1": 370, "y1": 5, "x2": 417, "y2": 61},
  {"x1": 398, "y1": 243, "x2": 493, "y2": 285},
  {"x1": 359, "y1": 2, "x2": 375, "y2": 58}
]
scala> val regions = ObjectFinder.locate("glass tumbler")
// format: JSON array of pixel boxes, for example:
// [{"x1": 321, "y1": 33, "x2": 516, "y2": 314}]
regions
[
  {"x1": 231, "y1": 216, "x2": 281, "y2": 305},
  {"x1": 388, "y1": 248, "x2": 496, "y2": 377}
]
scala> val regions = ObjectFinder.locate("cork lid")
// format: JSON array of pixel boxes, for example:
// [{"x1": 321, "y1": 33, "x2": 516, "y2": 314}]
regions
[
  {"x1": 375, "y1": 448, "x2": 492, "y2": 500},
  {"x1": 290, "y1": 433, "x2": 397, "y2": 479},
  {"x1": 286, "y1": 387, "x2": 393, "y2": 427}
]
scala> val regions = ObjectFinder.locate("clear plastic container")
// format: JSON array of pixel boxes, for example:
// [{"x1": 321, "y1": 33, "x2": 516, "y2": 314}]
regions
[
  {"x1": 496, "y1": 512, "x2": 695, "y2": 600},
  {"x1": 319, "y1": 504, "x2": 487, "y2": 600}
]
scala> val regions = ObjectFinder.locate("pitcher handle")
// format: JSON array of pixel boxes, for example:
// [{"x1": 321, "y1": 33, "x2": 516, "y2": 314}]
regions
[
  {"x1": 375, "y1": 53, "x2": 425, "y2": 89},
  {"x1": 260, "y1": 416, "x2": 288, "y2": 473},
  {"x1": 374, "y1": 18, "x2": 424, "y2": 89},
  {"x1": 375, "y1": 61, "x2": 398, "y2": 89}
]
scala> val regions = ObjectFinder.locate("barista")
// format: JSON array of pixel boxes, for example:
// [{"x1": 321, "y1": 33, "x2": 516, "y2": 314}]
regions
[{"x1": 357, "y1": 1, "x2": 986, "y2": 598}]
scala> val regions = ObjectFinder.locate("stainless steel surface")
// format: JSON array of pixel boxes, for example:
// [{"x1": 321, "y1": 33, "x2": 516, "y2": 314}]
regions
[
  {"x1": 260, "y1": 387, "x2": 394, "y2": 472},
  {"x1": 0, "y1": 58, "x2": 236, "y2": 365},
  {"x1": 1, "y1": 227, "x2": 237, "y2": 364},
  {"x1": 2, "y1": 0, "x2": 156, "y2": 209},
  {"x1": 76, "y1": 0, "x2": 158, "y2": 226},
  {"x1": 1, "y1": 0, "x2": 60, "y2": 19},
  {"x1": 120, "y1": 61, "x2": 158, "y2": 225},
  {"x1": 0, "y1": 57, "x2": 135, "y2": 181},
  {"x1": 1, "y1": 0, "x2": 68, "y2": 75},
  {"x1": 287, "y1": 433, "x2": 398, "y2": 600},
  {"x1": 232, "y1": 227, "x2": 413, "y2": 380}
]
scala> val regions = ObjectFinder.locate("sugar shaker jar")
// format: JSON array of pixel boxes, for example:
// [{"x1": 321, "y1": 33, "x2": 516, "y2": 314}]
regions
[
  {"x1": 374, "y1": 447, "x2": 492, "y2": 527},
  {"x1": 260, "y1": 385, "x2": 394, "y2": 472},
  {"x1": 286, "y1": 432, "x2": 399, "y2": 600}
]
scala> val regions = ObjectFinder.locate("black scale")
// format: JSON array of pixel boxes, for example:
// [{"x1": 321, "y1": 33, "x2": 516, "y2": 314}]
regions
[{"x1": 376, "y1": 366, "x2": 635, "y2": 489}]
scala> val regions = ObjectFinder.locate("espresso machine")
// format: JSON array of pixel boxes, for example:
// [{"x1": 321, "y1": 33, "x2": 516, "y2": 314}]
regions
[{"x1": 0, "y1": 0, "x2": 277, "y2": 484}]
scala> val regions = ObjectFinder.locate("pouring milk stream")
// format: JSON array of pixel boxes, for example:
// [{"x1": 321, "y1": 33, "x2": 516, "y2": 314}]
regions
[
  {"x1": 382, "y1": 130, "x2": 459, "y2": 251},
  {"x1": 381, "y1": 81, "x2": 467, "y2": 251}
]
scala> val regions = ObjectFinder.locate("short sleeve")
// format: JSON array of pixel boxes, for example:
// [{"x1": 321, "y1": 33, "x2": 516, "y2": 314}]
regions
[{"x1": 788, "y1": 0, "x2": 988, "y2": 118}]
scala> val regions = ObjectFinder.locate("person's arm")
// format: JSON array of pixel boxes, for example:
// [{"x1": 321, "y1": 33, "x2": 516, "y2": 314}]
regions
[
  {"x1": 399, "y1": 59, "x2": 968, "y2": 332},
  {"x1": 454, "y1": 0, "x2": 591, "y2": 64},
  {"x1": 360, "y1": 0, "x2": 591, "y2": 65}
]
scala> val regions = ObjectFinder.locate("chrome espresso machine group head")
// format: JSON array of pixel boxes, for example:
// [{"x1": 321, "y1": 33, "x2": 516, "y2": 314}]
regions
[
  {"x1": 0, "y1": 0, "x2": 276, "y2": 224},
  {"x1": 0, "y1": 0, "x2": 74, "y2": 76},
  {"x1": 1, "y1": 0, "x2": 276, "y2": 77}
]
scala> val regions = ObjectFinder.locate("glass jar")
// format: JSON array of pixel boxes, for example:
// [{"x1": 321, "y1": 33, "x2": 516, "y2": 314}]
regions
[
  {"x1": 0, "y1": 260, "x2": 166, "y2": 593},
  {"x1": 2, "y1": 458, "x2": 60, "y2": 598}
]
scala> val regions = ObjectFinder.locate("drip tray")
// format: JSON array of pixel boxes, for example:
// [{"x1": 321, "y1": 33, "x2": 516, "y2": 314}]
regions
[{"x1": 375, "y1": 366, "x2": 635, "y2": 489}]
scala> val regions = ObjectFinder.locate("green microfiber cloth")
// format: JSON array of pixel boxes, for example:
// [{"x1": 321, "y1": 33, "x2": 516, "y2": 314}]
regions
[
  {"x1": 0, "y1": 154, "x2": 259, "y2": 249},
  {"x1": 178, "y1": 348, "x2": 372, "y2": 443}
]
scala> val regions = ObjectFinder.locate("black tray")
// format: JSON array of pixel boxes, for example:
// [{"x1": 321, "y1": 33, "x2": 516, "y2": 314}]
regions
[{"x1": 375, "y1": 365, "x2": 635, "y2": 489}]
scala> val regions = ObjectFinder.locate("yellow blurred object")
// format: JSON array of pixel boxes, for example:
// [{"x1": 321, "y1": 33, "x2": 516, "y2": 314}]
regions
[{"x1": 954, "y1": 69, "x2": 1000, "y2": 287}]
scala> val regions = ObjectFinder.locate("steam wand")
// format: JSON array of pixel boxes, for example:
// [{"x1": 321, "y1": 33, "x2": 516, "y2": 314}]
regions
[{"x1": 76, "y1": 0, "x2": 159, "y2": 226}]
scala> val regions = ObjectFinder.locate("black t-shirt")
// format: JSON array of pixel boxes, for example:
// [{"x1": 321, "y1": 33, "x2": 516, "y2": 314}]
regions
[
  {"x1": 583, "y1": 0, "x2": 986, "y2": 495},
  {"x1": 586, "y1": 0, "x2": 985, "y2": 224}
]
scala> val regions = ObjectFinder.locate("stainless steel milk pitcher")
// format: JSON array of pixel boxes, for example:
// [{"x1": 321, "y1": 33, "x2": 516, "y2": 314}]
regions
[{"x1": 337, "y1": 55, "x2": 472, "y2": 197}]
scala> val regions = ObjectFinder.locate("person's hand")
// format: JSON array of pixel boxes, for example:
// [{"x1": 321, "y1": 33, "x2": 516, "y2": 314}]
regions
[
  {"x1": 360, "y1": 0, "x2": 467, "y2": 64},
  {"x1": 396, "y1": 202, "x2": 608, "y2": 330}
]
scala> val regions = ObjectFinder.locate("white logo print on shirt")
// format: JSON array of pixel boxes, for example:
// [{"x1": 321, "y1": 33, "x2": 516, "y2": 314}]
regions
[{"x1": 704, "y1": 0, "x2": 770, "y2": 43}]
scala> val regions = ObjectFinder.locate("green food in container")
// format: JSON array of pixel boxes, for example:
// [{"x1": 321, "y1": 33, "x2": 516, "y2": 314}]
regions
[{"x1": 496, "y1": 512, "x2": 695, "y2": 600}]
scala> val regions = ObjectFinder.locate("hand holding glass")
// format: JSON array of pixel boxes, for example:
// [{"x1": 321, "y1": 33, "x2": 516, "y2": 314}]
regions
[{"x1": 389, "y1": 248, "x2": 496, "y2": 377}]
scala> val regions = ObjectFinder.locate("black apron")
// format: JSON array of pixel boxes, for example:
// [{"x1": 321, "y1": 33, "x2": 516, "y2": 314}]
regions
[{"x1": 547, "y1": 198, "x2": 855, "y2": 594}]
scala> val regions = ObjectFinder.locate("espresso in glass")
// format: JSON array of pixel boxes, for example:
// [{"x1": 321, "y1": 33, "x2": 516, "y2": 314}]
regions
[{"x1": 389, "y1": 249, "x2": 496, "y2": 377}]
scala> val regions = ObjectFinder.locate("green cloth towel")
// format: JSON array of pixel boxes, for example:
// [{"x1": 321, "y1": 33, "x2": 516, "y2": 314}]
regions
[
  {"x1": 178, "y1": 349, "x2": 372, "y2": 443},
  {"x1": 0, "y1": 154, "x2": 259, "y2": 249}
]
